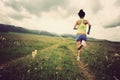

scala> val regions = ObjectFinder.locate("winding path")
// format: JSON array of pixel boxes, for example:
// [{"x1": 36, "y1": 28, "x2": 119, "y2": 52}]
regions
[{"x1": 68, "y1": 45, "x2": 96, "y2": 80}]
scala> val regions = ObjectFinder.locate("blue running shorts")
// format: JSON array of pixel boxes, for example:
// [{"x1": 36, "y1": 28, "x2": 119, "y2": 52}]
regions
[{"x1": 76, "y1": 34, "x2": 87, "y2": 41}]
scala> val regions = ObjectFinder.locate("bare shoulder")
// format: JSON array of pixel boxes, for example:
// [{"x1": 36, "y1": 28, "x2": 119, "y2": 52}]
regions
[
  {"x1": 76, "y1": 20, "x2": 81, "y2": 25},
  {"x1": 84, "y1": 19, "x2": 91, "y2": 25}
]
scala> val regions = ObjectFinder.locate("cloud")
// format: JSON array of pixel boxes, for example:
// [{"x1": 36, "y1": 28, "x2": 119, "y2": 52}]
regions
[
  {"x1": 104, "y1": 17, "x2": 120, "y2": 28},
  {"x1": 0, "y1": 1, "x2": 13, "y2": 24},
  {"x1": 0, "y1": 15, "x2": 11, "y2": 24},
  {"x1": 90, "y1": 0, "x2": 103, "y2": 14},
  {"x1": 4, "y1": 0, "x2": 68, "y2": 16},
  {"x1": 90, "y1": 0, "x2": 120, "y2": 28},
  {"x1": 115, "y1": 0, "x2": 120, "y2": 6},
  {"x1": 3, "y1": 0, "x2": 22, "y2": 11},
  {"x1": 9, "y1": 14, "x2": 25, "y2": 20}
]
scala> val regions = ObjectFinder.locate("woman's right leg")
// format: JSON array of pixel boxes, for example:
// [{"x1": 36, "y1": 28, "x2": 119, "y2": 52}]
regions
[{"x1": 76, "y1": 41, "x2": 83, "y2": 60}]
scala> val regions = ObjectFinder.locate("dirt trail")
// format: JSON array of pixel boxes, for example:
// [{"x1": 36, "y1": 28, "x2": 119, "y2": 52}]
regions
[
  {"x1": 74, "y1": 56, "x2": 95, "y2": 80},
  {"x1": 68, "y1": 45, "x2": 95, "y2": 80}
]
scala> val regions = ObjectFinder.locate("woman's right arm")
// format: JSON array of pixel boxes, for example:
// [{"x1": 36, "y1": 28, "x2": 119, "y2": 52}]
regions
[{"x1": 73, "y1": 21, "x2": 78, "y2": 30}]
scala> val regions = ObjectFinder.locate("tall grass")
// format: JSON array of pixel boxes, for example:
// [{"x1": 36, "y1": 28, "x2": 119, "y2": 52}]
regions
[
  {"x1": 0, "y1": 32, "x2": 59, "y2": 64},
  {"x1": 80, "y1": 41, "x2": 120, "y2": 80},
  {"x1": 0, "y1": 32, "x2": 120, "y2": 80},
  {"x1": 0, "y1": 40, "x2": 82, "y2": 80}
]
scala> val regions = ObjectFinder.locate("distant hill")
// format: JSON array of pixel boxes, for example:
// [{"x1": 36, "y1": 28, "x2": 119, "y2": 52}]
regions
[
  {"x1": 0, "y1": 24, "x2": 59, "y2": 37},
  {"x1": 0, "y1": 24, "x2": 29, "y2": 33}
]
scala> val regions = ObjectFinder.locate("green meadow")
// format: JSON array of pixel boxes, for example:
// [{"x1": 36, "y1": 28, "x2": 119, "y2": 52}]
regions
[{"x1": 0, "y1": 32, "x2": 120, "y2": 80}]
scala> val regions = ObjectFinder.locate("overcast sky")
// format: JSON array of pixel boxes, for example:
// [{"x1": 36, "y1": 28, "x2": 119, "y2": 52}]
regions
[{"x1": 0, "y1": 0, "x2": 120, "y2": 41}]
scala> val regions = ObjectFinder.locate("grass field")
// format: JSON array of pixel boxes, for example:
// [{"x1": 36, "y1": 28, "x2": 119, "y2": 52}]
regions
[{"x1": 0, "y1": 32, "x2": 120, "y2": 80}]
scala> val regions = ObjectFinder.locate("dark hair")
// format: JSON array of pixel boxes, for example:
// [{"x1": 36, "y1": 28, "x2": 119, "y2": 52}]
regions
[{"x1": 78, "y1": 9, "x2": 85, "y2": 18}]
